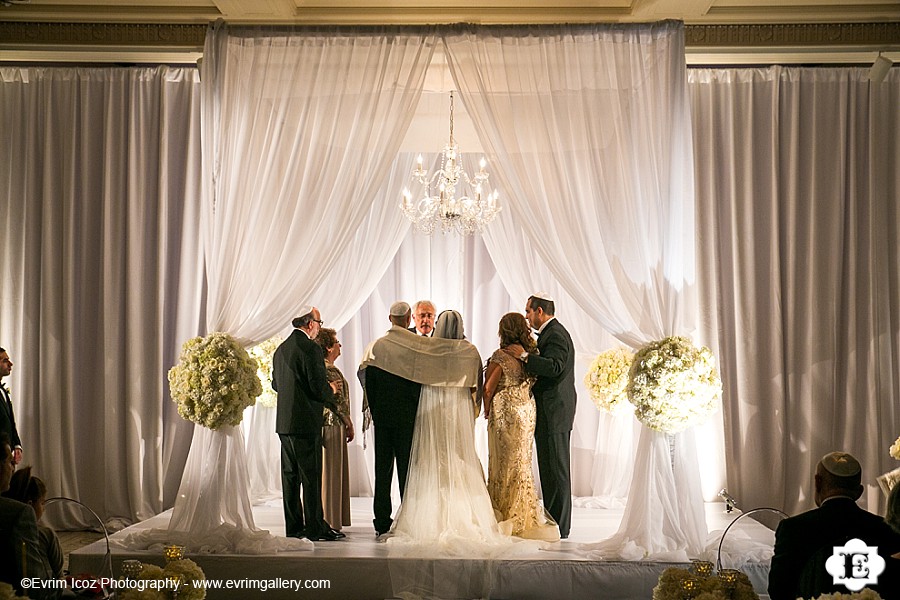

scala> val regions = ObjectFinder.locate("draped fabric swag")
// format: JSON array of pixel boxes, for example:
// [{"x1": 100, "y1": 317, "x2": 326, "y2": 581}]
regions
[{"x1": 0, "y1": 40, "x2": 897, "y2": 533}]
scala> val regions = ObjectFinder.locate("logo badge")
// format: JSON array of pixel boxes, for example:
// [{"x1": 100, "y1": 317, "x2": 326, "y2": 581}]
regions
[{"x1": 825, "y1": 538, "x2": 886, "y2": 592}]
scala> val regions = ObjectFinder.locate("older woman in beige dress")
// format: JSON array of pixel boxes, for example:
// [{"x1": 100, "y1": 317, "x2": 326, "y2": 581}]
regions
[
  {"x1": 316, "y1": 328, "x2": 354, "y2": 532},
  {"x1": 483, "y1": 313, "x2": 559, "y2": 541}
]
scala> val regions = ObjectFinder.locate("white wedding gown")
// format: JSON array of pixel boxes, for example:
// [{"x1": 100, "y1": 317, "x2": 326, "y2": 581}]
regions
[
  {"x1": 387, "y1": 384, "x2": 510, "y2": 553},
  {"x1": 386, "y1": 384, "x2": 545, "y2": 599}
]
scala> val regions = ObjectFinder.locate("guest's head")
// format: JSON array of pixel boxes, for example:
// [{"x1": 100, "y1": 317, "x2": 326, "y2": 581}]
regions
[
  {"x1": 0, "y1": 434, "x2": 13, "y2": 493},
  {"x1": 412, "y1": 300, "x2": 436, "y2": 336},
  {"x1": 886, "y1": 484, "x2": 900, "y2": 535},
  {"x1": 389, "y1": 301, "x2": 412, "y2": 329},
  {"x1": 525, "y1": 294, "x2": 555, "y2": 331},
  {"x1": 434, "y1": 310, "x2": 465, "y2": 340},
  {"x1": 0, "y1": 347, "x2": 11, "y2": 380},
  {"x1": 498, "y1": 312, "x2": 536, "y2": 352},
  {"x1": 292, "y1": 306, "x2": 322, "y2": 339},
  {"x1": 316, "y1": 328, "x2": 341, "y2": 362},
  {"x1": 814, "y1": 451, "x2": 863, "y2": 506},
  {"x1": 3, "y1": 466, "x2": 47, "y2": 520}
]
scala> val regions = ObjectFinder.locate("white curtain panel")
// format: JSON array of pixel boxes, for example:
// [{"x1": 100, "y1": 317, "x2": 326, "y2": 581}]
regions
[
  {"x1": 0, "y1": 66, "x2": 204, "y2": 527},
  {"x1": 442, "y1": 22, "x2": 698, "y2": 348},
  {"x1": 200, "y1": 23, "x2": 437, "y2": 343},
  {"x1": 442, "y1": 22, "x2": 707, "y2": 557},
  {"x1": 689, "y1": 67, "x2": 900, "y2": 516}
]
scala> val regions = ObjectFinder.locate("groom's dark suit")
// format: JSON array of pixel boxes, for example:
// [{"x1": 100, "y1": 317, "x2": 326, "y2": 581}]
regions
[
  {"x1": 523, "y1": 318, "x2": 576, "y2": 538},
  {"x1": 365, "y1": 364, "x2": 421, "y2": 535},
  {"x1": 273, "y1": 329, "x2": 338, "y2": 539}
]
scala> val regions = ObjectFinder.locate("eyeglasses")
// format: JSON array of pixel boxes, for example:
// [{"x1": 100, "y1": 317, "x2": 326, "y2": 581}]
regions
[{"x1": 313, "y1": 319, "x2": 324, "y2": 325}]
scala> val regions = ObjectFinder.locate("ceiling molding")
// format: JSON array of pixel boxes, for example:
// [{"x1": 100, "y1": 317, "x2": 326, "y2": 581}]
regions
[{"x1": 0, "y1": 21, "x2": 897, "y2": 55}]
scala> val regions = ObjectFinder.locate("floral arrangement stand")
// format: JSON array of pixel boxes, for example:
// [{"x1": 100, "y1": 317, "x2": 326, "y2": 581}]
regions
[
  {"x1": 121, "y1": 332, "x2": 310, "y2": 553},
  {"x1": 581, "y1": 336, "x2": 722, "y2": 560}
]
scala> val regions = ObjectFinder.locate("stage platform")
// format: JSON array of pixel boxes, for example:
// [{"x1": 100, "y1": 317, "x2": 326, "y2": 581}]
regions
[{"x1": 70, "y1": 499, "x2": 775, "y2": 599}]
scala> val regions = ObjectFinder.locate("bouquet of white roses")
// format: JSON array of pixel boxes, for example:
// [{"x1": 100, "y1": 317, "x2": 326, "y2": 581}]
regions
[
  {"x1": 168, "y1": 332, "x2": 262, "y2": 430},
  {"x1": 248, "y1": 336, "x2": 282, "y2": 409},
  {"x1": 585, "y1": 348, "x2": 634, "y2": 415},
  {"x1": 890, "y1": 435, "x2": 900, "y2": 461},
  {"x1": 119, "y1": 559, "x2": 206, "y2": 600},
  {"x1": 627, "y1": 336, "x2": 722, "y2": 434}
]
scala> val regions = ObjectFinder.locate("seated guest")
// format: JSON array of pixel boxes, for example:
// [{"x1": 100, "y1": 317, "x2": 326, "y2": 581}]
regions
[
  {"x1": 887, "y1": 482, "x2": 900, "y2": 535},
  {"x1": 0, "y1": 434, "x2": 59, "y2": 599},
  {"x1": 768, "y1": 451, "x2": 900, "y2": 600},
  {"x1": 2, "y1": 466, "x2": 63, "y2": 577}
]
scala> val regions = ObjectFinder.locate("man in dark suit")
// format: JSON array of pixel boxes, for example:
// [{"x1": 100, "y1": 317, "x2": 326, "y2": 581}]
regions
[
  {"x1": 0, "y1": 434, "x2": 57, "y2": 599},
  {"x1": 506, "y1": 294, "x2": 576, "y2": 538},
  {"x1": 768, "y1": 451, "x2": 900, "y2": 600},
  {"x1": 273, "y1": 307, "x2": 344, "y2": 541},
  {"x1": 0, "y1": 348, "x2": 22, "y2": 466},
  {"x1": 360, "y1": 302, "x2": 422, "y2": 536},
  {"x1": 407, "y1": 300, "x2": 436, "y2": 337}
]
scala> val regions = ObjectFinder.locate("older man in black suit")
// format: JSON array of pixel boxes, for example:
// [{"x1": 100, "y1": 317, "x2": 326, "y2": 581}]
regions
[
  {"x1": 273, "y1": 307, "x2": 345, "y2": 542},
  {"x1": 506, "y1": 294, "x2": 576, "y2": 539},
  {"x1": 768, "y1": 451, "x2": 900, "y2": 600},
  {"x1": 0, "y1": 434, "x2": 57, "y2": 599},
  {"x1": 359, "y1": 301, "x2": 422, "y2": 536}
]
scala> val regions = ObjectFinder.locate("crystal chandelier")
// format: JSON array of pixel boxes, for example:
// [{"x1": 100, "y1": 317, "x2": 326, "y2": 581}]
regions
[{"x1": 401, "y1": 91, "x2": 500, "y2": 235}]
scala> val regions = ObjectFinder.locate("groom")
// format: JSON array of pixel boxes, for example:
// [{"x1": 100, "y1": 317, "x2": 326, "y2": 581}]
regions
[
  {"x1": 358, "y1": 302, "x2": 422, "y2": 536},
  {"x1": 507, "y1": 294, "x2": 576, "y2": 538}
]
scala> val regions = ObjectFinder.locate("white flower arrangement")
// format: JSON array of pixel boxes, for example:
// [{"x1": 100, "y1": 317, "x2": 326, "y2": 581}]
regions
[
  {"x1": 585, "y1": 347, "x2": 635, "y2": 415},
  {"x1": 890, "y1": 435, "x2": 900, "y2": 461},
  {"x1": 168, "y1": 332, "x2": 262, "y2": 430},
  {"x1": 653, "y1": 567, "x2": 758, "y2": 600},
  {"x1": 119, "y1": 559, "x2": 207, "y2": 600},
  {"x1": 626, "y1": 336, "x2": 722, "y2": 434},
  {"x1": 248, "y1": 336, "x2": 282, "y2": 409}
]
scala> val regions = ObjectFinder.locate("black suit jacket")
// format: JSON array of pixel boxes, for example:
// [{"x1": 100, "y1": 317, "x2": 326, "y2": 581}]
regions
[
  {"x1": 272, "y1": 329, "x2": 337, "y2": 437},
  {"x1": 0, "y1": 497, "x2": 56, "y2": 599},
  {"x1": 524, "y1": 318, "x2": 577, "y2": 436},
  {"x1": 768, "y1": 497, "x2": 900, "y2": 600},
  {"x1": 0, "y1": 385, "x2": 21, "y2": 448},
  {"x1": 365, "y1": 365, "x2": 421, "y2": 430}
]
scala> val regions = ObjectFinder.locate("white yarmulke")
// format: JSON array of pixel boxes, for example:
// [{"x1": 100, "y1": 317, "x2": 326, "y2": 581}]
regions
[
  {"x1": 821, "y1": 451, "x2": 861, "y2": 477},
  {"x1": 390, "y1": 301, "x2": 411, "y2": 317},
  {"x1": 295, "y1": 304, "x2": 314, "y2": 318},
  {"x1": 532, "y1": 291, "x2": 555, "y2": 302}
]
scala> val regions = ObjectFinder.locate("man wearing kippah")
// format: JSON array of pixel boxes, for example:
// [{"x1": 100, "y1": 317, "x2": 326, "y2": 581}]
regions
[
  {"x1": 358, "y1": 301, "x2": 422, "y2": 536},
  {"x1": 768, "y1": 451, "x2": 900, "y2": 599},
  {"x1": 504, "y1": 293, "x2": 576, "y2": 539},
  {"x1": 273, "y1": 306, "x2": 345, "y2": 542}
]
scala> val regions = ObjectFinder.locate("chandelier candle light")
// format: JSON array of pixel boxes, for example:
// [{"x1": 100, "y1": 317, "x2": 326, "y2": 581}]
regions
[{"x1": 401, "y1": 91, "x2": 500, "y2": 235}]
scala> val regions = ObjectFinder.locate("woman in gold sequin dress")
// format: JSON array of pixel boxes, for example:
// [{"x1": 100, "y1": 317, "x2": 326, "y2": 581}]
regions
[{"x1": 483, "y1": 313, "x2": 560, "y2": 541}]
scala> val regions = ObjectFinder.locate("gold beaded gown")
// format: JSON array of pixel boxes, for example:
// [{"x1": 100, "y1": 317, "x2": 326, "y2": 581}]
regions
[{"x1": 487, "y1": 350, "x2": 560, "y2": 541}]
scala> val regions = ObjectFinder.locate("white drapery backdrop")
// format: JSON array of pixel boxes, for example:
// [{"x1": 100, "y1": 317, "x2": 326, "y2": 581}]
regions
[
  {"x1": 2, "y1": 47, "x2": 898, "y2": 534},
  {"x1": 0, "y1": 66, "x2": 204, "y2": 528},
  {"x1": 438, "y1": 22, "x2": 705, "y2": 558},
  {"x1": 169, "y1": 23, "x2": 437, "y2": 538},
  {"x1": 689, "y1": 66, "x2": 900, "y2": 516}
]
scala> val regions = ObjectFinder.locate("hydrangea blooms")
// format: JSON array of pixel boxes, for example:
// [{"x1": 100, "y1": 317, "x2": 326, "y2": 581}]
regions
[
  {"x1": 626, "y1": 336, "x2": 722, "y2": 434},
  {"x1": 584, "y1": 348, "x2": 634, "y2": 415},
  {"x1": 168, "y1": 333, "x2": 262, "y2": 430}
]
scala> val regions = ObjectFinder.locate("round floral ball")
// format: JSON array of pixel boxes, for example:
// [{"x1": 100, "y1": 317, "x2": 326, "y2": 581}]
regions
[
  {"x1": 890, "y1": 435, "x2": 900, "y2": 461},
  {"x1": 248, "y1": 336, "x2": 282, "y2": 409},
  {"x1": 584, "y1": 348, "x2": 635, "y2": 415},
  {"x1": 626, "y1": 336, "x2": 722, "y2": 434},
  {"x1": 168, "y1": 332, "x2": 262, "y2": 430}
]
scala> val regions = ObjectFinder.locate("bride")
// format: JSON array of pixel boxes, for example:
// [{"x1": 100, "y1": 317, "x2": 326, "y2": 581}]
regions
[{"x1": 387, "y1": 310, "x2": 525, "y2": 553}]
